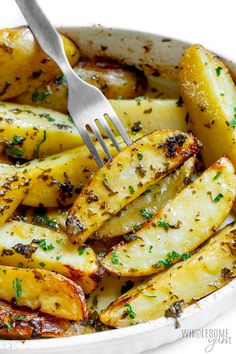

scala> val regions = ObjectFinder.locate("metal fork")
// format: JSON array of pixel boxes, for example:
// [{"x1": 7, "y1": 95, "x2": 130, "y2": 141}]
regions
[{"x1": 15, "y1": 0, "x2": 132, "y2": 168}]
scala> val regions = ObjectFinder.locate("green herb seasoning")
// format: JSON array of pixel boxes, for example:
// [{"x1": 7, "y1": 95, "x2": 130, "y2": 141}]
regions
[
  {"x1": 32, "y1": 90, "x2": 51, "y2": 105},
  {"x1": 39, "y1": 262, "x2": 46, "y2": 267},
  {"x1": 133, "y1": 224, "x2": 141, "y2": 230},
  {"x1": 213, "y1": 193, "x2": 224, "y2": 203},
  {"x1": 111, "y1": 252, "x2": 119, "y2": 264},
  {"x1": 6, "y1": 145, "x2": 24, "y2": 157},
  {"x1": 13, "y1": 278, "x2": 22, "y2": 304},
  {"x1": 35, "y1": 130, "x2": 47, "y2": 157},
  {"x1": 78, "y1": 246, "x2": 85, "y2": 255},
  {"x1": 140, "y1": 209, "x2": 153, "y2": 219},
  {"x1": 129, "y1": 185, "x2": 135, "y2": 195},
  {"x1": 56, "y1": 255, "x2": 62, "y2": 261},
  {"x1": 98, "y1": 251, "x2": 106, "y2": 258},
  {"x1": 181, "y1": 253, "x2": 192, "y2": 260},
  {"x1": 12, "y1": 316, "x2": 25, "y2": 321},
  {"x1": 157, "y1": 220, "x2": 171, "y2": 229},
  {"x1": 143, "y1": 292, "x2": 157, "y2": 298},
  {"x1": 1, "y1": 322, "x2": 12, "y2": 331},
  {"x1": 216, "y1": 66, "x2": 223, "y2": 76},
  {"x1": 137, "y1": 152, "x2": 143, "y2": 161},
  {"x1": 33, "y1": 210, "x2": 58, "y2": 229},
  {"x1": 229, "y1": 119, "x2": 236, "y2": 128},
  {"x1": 38, "y1": 240, "x2": 54, "y2": 251},
  {"x1": 124, "y1": 303, "x2": 136, "y2": 319},
  {"x1": 213, "y1": 171, "x2": 222, "y2": 180},
  {"x1": 149, "y1": 245, "x2": 153, "y2": 253}
]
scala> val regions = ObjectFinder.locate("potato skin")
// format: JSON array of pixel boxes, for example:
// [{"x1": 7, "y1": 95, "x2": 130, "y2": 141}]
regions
[
  {"x1": 0, "y1": 266, "x2": 88, "y2": 321},
  {"x1": 100, "y1": 221, "x2": 236, "y2": 327},
  {"x1": 0, "y1": 300, "x2": 70, "y2": 339},
  {"x1": 179, "y1": 44, "x2": 236, "y2": 167},
  {"x1": 15, "y1": 58, "x2": 146, "y2": 113},
  {"x1": 0, "y1": 26, "x2": 79, "y2": 100}
]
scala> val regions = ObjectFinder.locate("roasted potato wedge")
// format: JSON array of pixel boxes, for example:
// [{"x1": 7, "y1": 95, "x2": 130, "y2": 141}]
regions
[
  {"x1": 0, "y1": 221, "x2": 99, "y2": 294},
  {"x1": 0, "y1": 165, "x2": 30, "y2": 226},
  {"x1": 66, "y1": 130, "x2": 201, "y2": 244},
  {"x1": 179, "y1": 44, "x2": 236, "y2": 167},
  {"x1": 20, "y1": 137, "x2": 125, "y2": 207},
  {"x1": 102, "y1": 157, "x2": 236, "y2": 276},
  {"x1": 0, "y1": 27, "x2": 79, "y2": 100},
  {"x1": 16, "y1": 59, "x2": 146, "y2": 112},
  {"x1": 0, "y1": 300, "x2": 70, "y2": 339},
  {"x1": 0, "y1": 266, "x2": 87, "y2": 321},
  {"x1": 88, "y1": 274, "x2": 144, "y2": 316},
  {"x1": 100, "y1": 221, "x2": 236, "y2": 327},
  {"x1": 95, "y1": 157, "x2": 195, "y2": 239},
  {"x1": 0, "y1": 102, "x2": 82, "y2": 159}
]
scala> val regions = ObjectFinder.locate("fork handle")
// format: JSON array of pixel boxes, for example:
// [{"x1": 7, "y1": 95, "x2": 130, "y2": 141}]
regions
[{"x1": 15, "y1": 0, "x2": 74, "y2": 76}]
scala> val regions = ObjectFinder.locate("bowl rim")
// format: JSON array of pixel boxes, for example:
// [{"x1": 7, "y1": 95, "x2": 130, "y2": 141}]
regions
[{"x1": 1, "y1": 24, "x2": 236, "y2": 351}]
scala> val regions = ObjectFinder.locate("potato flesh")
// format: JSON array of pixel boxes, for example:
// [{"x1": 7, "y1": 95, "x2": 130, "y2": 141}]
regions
[
  {"x1": 0, "y1": 266, "x2": 87, "y2": 321},
  {"x1": 100, "y1": 221, "x2": 236, "y2": 327},
  {"x1": 0, "y1": 221, "x2": 98, "y2": 293},
  {"x1": 179, "y1": 44, "x2": 236, "y2": 167},
  {"x1": 0, "y1": 27, "x2": 79, "y2": 100},
  {"x1": 66, "y1": 130, "x2": 201, "y2": 244},
  {"x1": 0, "y1": 165, "x2": 30, "y2": 226},
  {"x1": 95, "y1": 157, "x2": 195, "y2": 239},
  {"x1": 0, "y1": 102, "x2": 82, "y2": 159},
  {"x1": 20, "y1": 138, "x2": 125, "y2": 207},
  {"x1": 102, "y1": 157, "x2": 236, "y2": 276}
]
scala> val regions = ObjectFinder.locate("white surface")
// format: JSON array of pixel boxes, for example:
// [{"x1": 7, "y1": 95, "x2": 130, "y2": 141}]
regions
[{"x1": 0, "y1": 1, "x2": 236, "y2": 353}]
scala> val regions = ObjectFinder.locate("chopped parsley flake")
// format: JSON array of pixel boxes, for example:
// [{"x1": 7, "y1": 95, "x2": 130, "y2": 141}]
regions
[
  {"x1": 157, "y1": 220, "x2": 171, "y2": 229},
  {"x1": 6, "y1": 145, "x2": 24, "y2": 157},
  {"x1": 137, "y1": 152, "x2": 143, "y2": 161},
  {"x1": 1, "y1": 322, "x2": 12, "y2": 331},
  {"x1": 216, "y1": 66, "x2": 223, "y2": 76},
  {"x1": 213, "y1": 171, "x2": 222, "y2": 180},
  {"x1": 38, "y1": 240, "x2": 54, "y2": 251},
  {"x1": 35, "y1": 130, "x2": 47, "y2": 157},
  {"x1": 78, "y1": 246, "x2": 85, "y2": 255},
  {"x1": 56, "y1": 255, "x2": 62, "y2": 261},
  {"x1": 111, "y1": 252, "x2": 119, "y2": 264},
  {"x1": 33, "y1": 210, "x2": 58, "y2": 229},
  {"x1": 230, "y1": 119, "x2": 236, "y2": 128},
  {"x1": 129, "y1": 185, "x2": 135, "y2": 195},
  {"x1": 140, "y1": 209, "x2": 153, "y2": 219},
  {"x1": 98, "y1": 251, "x2": 106, "y2": 258},
  {"x1": 103, "y1": 174, "x2": 109, "y2": 182},
  {"x1": 39, "y1": 262, "x2": 46, "y2": 267},
  {"x1": 32, "y1": 90, "x2": 51, "y2": 105},
  {"x1": 124, "y1": 303, "x2": 136, "y2": 319},
  {"x1": 157, "y1": 250, "x2": 191, "y2": 268},
  {"x1": 143, "y1": 292, "x2": 157, "y2": 298},
  {"x1": 13, "y1": 278, "x2": 22, "y2": 304},
  {"x1": 133, "y1": 224, "x2": 141, "y2": 230},
  {"x1": 213, "y1": 193, "x2": 224, "y2": 203},
  {"x1": 149, "y1": 245, "x2": 153, "y2": 253},
  {"x1": 12, "y1": 316, "x2": 25, "y2": 321}
]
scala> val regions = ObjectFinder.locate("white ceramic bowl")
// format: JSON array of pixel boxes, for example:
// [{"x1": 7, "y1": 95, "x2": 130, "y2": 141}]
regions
[{"x1": 2, "y1": 26, "x2": 236, "y2": 354}]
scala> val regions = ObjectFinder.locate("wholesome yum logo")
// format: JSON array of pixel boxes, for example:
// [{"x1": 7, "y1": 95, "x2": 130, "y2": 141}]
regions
[{"x1": 181, "y1": 328, "x2": 232, "y2": 352}]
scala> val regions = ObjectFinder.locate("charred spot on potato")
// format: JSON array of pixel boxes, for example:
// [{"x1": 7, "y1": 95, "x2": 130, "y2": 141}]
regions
[
  {"x1": 165, "y1": 300, "x2": 184, "y2": 328},
  {"x1": 220, "y1": 267, "x2": 234, "y2": 280},
  {"x1": 12, "y1": 243, "x2": 38, "y2": 259},
  {"x1": 66, "y1": 215, "x2": 84, "y2": 235},
  {"x1": 158, "y1": 133, "x2": 187, "y2": 157}
]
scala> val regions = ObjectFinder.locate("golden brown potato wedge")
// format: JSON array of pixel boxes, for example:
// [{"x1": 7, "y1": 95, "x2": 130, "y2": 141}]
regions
[
  {"x1": 179, "y1": 44, "x2": 236, "y2": 167},
  {"x1": 102, "y1": 157, "x2": 236, "y2": 276},
  {"x1": 0, "y1": 221, "x2": 99, "y2": 294},
  {"x1": 100, "y1": 221, "x2": 236, "y2": 327},
  {"x1": 0, "y1": 300, "x2": 70, "y2": 339},
  {"x1": 88, "y1": 274, "x2": 144, "y2": 316},
  {"x1": 16, "y1": 59, "x2": 146, "y2": 113},
  {"x1": 0, "y1": 102, "x2": 82, "y2": 159},
  {"x1": 66, "y1": 130, "x2": 201, "y2": 244},
  {"x1": 0, "y1": 266, "x2": 87, "y2": 321},
  {"x1": 0, "y1": 26, "x2": 79, "y2": 100},
  {"x1": 0, "y1": 165, "x2": 30, "y2": 226},
  {"x1": 95, "y1": 157, "x2": 195, "y2": 239},
  {"x1": 20, "y1": 137, "x2": 125, "y2": 207}
]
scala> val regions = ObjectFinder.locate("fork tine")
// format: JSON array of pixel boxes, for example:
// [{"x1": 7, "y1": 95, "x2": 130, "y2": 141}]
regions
[
  {"x1": 89, "y1": 123, "x2": 113, "y2": 161},
  {"x1": 97, "y1": 117, "x2": 122, "y2": 152},
  {"x1": 105, "y1": 110, "x2": 132, "y2": 146},
  {"x1": 79, "y1": 128, "x2": 104, "y2": 168}
]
